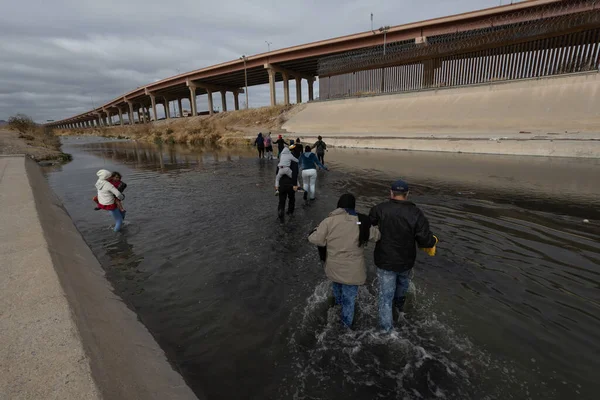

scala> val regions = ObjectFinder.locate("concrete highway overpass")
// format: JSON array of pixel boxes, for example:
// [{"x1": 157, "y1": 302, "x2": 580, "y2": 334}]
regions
[{"x1": 50, "y1": 0, "x2": 600, "y2": 129}]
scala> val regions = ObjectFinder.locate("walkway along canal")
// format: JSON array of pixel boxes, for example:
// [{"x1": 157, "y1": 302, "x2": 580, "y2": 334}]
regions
[{"x1": 44, "y1": 137, "x2": 600, "y2": 400}]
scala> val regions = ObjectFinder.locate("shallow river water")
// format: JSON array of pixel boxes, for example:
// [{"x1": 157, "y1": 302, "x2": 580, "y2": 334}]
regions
[{"x1": 45, "y1": 137, "x2": 600, "y2": 400}]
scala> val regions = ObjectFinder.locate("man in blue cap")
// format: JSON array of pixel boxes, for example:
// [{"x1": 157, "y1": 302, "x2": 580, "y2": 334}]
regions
[{"x1": 369, "y1": 179, "x2": 438, "y2": 332}]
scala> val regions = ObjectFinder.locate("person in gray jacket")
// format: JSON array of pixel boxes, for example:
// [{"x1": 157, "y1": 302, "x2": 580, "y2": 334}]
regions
[{"x1": 308, "y1": 194, "x2": 381, "y2": 328}]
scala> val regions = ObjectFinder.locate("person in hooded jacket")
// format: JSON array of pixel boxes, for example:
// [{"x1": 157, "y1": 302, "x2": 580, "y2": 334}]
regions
[
  {"x1": 276, "y1": 142, "x2": 300, "y2": 221},
  {"x1": 95, "y1": 169, "x2": 125, "y2": 232},
  {"x1": 308, "y1": 194, "x2": 381, "y2": 328},
  {"x1": 254, "y1": 132, "x2": 265, "y2": 158},
  {"x1": 300, "y1": 145, "x2": 328, "y2": 203}
]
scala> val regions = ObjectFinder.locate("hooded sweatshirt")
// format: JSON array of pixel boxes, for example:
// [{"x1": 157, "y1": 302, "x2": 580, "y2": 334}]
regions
[
  {"x1": 277, "y1": 147, "x2": 298, "y2": 168},
  {"x1": 95, "y1": 169, "x2": 124, "y2": 209},
  {"x1": 300, "y1": 152, "x2": 326, "y2": 171}
]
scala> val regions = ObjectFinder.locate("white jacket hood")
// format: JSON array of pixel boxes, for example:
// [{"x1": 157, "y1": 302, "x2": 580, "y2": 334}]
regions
[{"x1": 95, "y1": 169, "x2": 112, "y2": 190}]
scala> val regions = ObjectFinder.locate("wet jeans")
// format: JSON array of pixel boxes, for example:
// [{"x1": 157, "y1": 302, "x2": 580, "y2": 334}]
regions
[
  {"x1": 332, "y1": 282, "x2": 359, "y2": 328},
  {"x1": 378, "y1": 268, "x2": 412, "y2": 331},
  {"x1": 109, "y1": 208, "x2": 125, "y2": 232}
]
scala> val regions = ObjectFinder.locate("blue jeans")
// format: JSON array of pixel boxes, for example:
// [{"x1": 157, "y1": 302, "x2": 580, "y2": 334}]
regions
[
  {"x1": 378, "y1": 268, "x2": 412, "y2": 331},
  {"x1": 109, "y1": 208, "x2": 124, "y2": 232},
  {"x1": 332, "y1": 282, "x2": 359, "y2": 328}
]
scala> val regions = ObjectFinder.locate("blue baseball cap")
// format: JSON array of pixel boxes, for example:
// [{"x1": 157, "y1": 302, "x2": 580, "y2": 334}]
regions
[{"x1": 391, "y1": 179, "x2": 409, "y2": 193}]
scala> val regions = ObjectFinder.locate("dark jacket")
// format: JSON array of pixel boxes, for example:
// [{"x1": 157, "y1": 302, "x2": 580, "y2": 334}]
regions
[
  {"x1": 292, "y1": 146, "x2": 302, "y2": 159},
  {"x1": 369, "y1": 199, "x2": 436, "y2": 272},
  {"x1": 255, "y1": 134, "x2": 264, "y2": 148},
  {"x1": 312, "y1": 140, "x2": 327, "y2": 154},
  {"x1": 276, "y1": 159, "x2": 298, "y2": 188},
  {"x1": 275, "y1": 138, "x2": 286, "y2": 152}
]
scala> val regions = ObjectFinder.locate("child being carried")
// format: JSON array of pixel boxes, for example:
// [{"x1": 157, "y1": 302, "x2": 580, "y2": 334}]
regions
[
  {"x1": 274, "y1": 147, "x2": 298, "y2": 195},
  {"x1": 93, "y1": 171, "x2": 127, "y2": 217}
]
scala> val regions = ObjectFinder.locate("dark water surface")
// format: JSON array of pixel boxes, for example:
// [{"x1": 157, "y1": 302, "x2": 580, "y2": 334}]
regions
[{"x1": 45, "y1": 137, "x2": 600, "y2": 400}]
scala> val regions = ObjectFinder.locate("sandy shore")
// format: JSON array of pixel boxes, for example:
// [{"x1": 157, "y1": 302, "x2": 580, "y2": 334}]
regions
[{"x1": 0, "y1": 129, "x2": 69, "y2": 162}]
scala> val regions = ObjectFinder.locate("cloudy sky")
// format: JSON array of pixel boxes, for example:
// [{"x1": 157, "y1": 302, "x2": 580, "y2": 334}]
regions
[{"x1": 0, "y1": 0, "x2": 505, "y2": 123}]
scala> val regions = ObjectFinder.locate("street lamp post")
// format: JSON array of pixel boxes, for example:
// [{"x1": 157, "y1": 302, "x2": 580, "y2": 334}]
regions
[
  {"x1": 379, "y1": 25, "x2": 390, "y2": 55},
  {"x1": 265, "y1": 41, "x2": 272, "y2": 52},
  {"x1": 377, "y1": 26, "x2": 391, "y2": 93},
  {"x1": 240, "y1": 55, "x2": 249, "y2": 109}
]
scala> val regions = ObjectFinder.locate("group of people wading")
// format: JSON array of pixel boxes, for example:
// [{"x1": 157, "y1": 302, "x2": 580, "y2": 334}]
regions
[
  {"x1": 255, "y1": 133, "x2": 329, "y2": 221},
  {"x1": 93, "y1": 133, "x2": 438, "y2": 333},
  {"x1": 309, "y1": 183, "x2": 438, "y2": 331},
  {"x1": 259, "y1": 132, "x2": 439, "y2": 332}
]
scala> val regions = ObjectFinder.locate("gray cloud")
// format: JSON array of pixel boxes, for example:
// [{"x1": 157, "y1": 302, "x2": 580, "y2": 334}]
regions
[{"x1": 0, "y1": 0, "x2": 501, "y2": 122}]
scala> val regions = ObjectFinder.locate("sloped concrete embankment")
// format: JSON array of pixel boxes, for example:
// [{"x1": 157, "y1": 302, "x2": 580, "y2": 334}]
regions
[
  {"x1": 0, "y1": 155, "x2": 200, "y2": 400},
  {"x1": 283, "y1": 71, "x2": 600, "y2": 157}
]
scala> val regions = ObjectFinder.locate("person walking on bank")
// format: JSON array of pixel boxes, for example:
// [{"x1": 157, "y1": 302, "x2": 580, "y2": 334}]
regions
[
  {"x1": 300, "y1": 145, "x2": 328, "y2": 204},
  {"x1": 276, "y1": 142, "x2": 300, "y2": 221},
  {"x1": 264, "y1": 132, "x2": 274, "y2": 160},
  {"x1": 311, "y1": 136, "x2": 328, "y2": 165},
  {"x1": 309, "y1": 194, "x2": 381, "y2": 328},
  {"x1": 275, "y1": 134, "x2": 286, "y2": 159},
  {"x1": 369, "y1": 180, "x2": 438, "y2": 332},
  {"x1": 254, "y1": 132, "x2": 265, "y2": 159},
  {"x1": 95, "y1": 169, "x2": 125, "y2": 232}
]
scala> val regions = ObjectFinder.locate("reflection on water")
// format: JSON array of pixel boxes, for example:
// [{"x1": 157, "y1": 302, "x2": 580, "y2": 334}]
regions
[{"x1": 45, "y1": 137, "x2": 600, "y2": 400}]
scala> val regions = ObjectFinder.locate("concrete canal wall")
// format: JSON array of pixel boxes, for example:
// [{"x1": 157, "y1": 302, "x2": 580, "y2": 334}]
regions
[
  {"x1": 283, "y1": 72, "x2": 600, "y2": 158},
  {"x1": 0, "y1": 156, "x2": 200, "y2": 400}
]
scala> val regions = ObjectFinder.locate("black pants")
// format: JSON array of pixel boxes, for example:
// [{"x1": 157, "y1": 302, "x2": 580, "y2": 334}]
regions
[
  {"x1": 278, "y1": 186, "x2": 296, "y2": 215},
  {"x1": 317, "y1": 152, "x2": 325, "y2": 164},
  {"x1": 257, "y1": 147, "x2": 265, "y2": 158}
]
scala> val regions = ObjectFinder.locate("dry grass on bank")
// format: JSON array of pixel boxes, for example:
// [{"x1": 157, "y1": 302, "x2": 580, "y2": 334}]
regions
[
  {"x1": 0, "y1": 114, "x2": 71, "y2": 162},
  {"x1": 57, "y1": 104, "x2": 303, "y2": 146}
]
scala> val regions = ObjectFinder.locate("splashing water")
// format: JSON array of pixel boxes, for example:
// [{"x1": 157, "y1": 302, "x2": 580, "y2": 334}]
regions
[{"x1": 286, "y1": 280, "x2": 555, "y2": 400}]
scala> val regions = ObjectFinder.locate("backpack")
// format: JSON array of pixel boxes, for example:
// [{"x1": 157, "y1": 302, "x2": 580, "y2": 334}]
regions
[{"x1": 264, "y1": 137, "x2": 272, "y2": 147}]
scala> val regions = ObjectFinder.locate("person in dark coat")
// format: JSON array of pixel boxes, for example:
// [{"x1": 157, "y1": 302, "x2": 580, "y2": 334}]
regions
[
  {"x1": 254, "y1": 132, "x2": 265, "y2": 158},
  {"x1": 276, "y1": 142, "x2": 299, "y2": 221},
  {"x1": 275, "y1": 134, "x2": 286, "y2": 159},
  {"x1": 311, "y1": 135, "x2": 328, "y2": 165},
  {"x1": 369, "y1": 179, "x2": 438, "y2": 332}
]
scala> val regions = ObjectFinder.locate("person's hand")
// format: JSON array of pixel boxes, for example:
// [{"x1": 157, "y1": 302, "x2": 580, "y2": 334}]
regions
[{"x1": 293, "y1": 186, "x2": 299, "y2": 191}]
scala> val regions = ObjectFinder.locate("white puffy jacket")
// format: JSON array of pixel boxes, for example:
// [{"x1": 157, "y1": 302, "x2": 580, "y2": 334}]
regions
[{"x1": 95, "y1": 169, "x2": 123, "y2": 206}]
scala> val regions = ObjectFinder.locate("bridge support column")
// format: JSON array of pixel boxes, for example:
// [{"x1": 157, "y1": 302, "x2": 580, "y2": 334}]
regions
[
  {"x1": 220, "y1": 90, "x2": 227, "y2": 112},
  {"x1": 142, "y1": 107, "x2": 148, "y2": 124},
  {"x1": 268, "y1": 68, "x2": 277, "y2": 106},
  {"x1": 127, "y1": 102, "x2": 135, "y2": 125},
  {"x1": 207, "y1": 90, "x2": 214, "y2": 115},
  {"x1": 295, "y1": 77, "x2": 302, "y2": 103},
  {"x1": 282, "y1": 72, "x2": 290, "y2": 105},
  {"x1": 234, "y1": 91, "x2": 240, "y2": 110},
  {"x1": 163, "y1": 97, "x2": 171, "y2": 119},
  {"x1": 118, "y1": 108, "x2": 124, "y2": 125},
  {"x1": 188, "y1": 85, "x2": 197, "y2": 116},
  {"x1": 177, "y1": 98, "x2": 183, "y2": 117},
  {"x1": 308, "y1": 78, "x2": 314, "y2": 101},
  {"x1": 149, "y1": 94, "x2": 157, "y2": 122},
  {"x1": 97, "y1": 114, "x2": 103, "y2": 127}
]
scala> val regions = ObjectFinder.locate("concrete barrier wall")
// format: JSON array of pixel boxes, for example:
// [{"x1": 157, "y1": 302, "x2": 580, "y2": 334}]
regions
[
  {"x1": 1, "y1": 156, "x2": 200, "y2": 400},
  {"x1": 283, "y1": 72, "x2": 600, "y2": 157}
]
